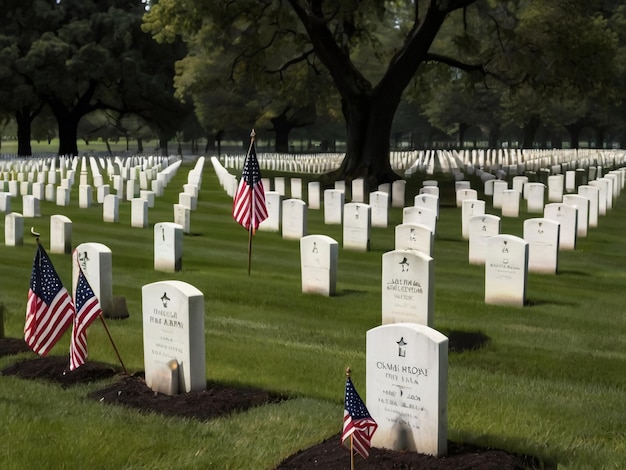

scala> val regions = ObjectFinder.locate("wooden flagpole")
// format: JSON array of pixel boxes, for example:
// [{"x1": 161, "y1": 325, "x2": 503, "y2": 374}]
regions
[
  {"x1": 246, "y1": 129, "x2": 256, "y2": 276},
  {"x1": 97, "y1": 314, "x2": 128, "y2": 375},
  {"x1": 350, "y1": 434, "x2": 355, "y2": 470}
]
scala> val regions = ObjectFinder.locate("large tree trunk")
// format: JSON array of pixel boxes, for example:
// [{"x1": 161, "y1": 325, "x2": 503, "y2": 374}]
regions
[
  {"x1": 331, "y1": 94, "x2": 399, "y2": 187},
  {"x1": 56, "y1": 113, "x2": 80, "y2": 156},
  {"x1": 595, "y1": 127, "x2": 606, "y2": 149},
  {"x1": 15, "y1": 109, "x2": 34, "y2": 157},
  {"x1": 458, "y1": 122, "x2": 468, "y2": 148},
  {"x1": 521, "y1": 115, "x2": 541, "y2": 148},
  {"x1": 272, "y1": 118, "x2": 291, "y2": 153},
  {"x1": 566, "y1": 123, "x2": 583, "y2": 149}
]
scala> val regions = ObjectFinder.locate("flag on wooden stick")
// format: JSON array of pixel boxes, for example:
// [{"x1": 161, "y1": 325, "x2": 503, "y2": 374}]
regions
[
  {"x1": 341, "y1": 371, "x2": 378, "y2": 460},
  {"x1": 25, "y1": 244, "x2": 74, "y2": 356},
  {"x1": 69, "y1": 265, "x2": 102, "y2": 370},
  {"x1": 232, "y1": 130, "x2": 268, "y2": 233}
]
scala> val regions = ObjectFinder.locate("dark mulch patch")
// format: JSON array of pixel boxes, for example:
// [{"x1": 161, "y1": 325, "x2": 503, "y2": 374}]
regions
[
  {"x1": 0, "y1": 338, "x2": 547, "y2": 469},
  {"x1": 1, "y1": 354, "x2": 118, "y2": 388},
  {"x1": 87, "y1": 373, "x2": 287, "y2": 421},
  {"x1": 276, "y1": 435, "x2": 543, "y2": 469}
]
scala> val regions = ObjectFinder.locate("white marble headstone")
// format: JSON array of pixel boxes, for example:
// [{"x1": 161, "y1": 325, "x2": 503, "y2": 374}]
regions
[
  {"x1": 563, "y1": 194, "x2": 589, "y2": 238},
  {"x1": 525, "y1": 183, "x2": 545, "y2": 213},
  {"x1": 258, "y1": 191, "x2": 281, "y2": 232},
  {"x1": 50, "y1": 214, "x2": 72, "y2": 255},
  {"x1": 343, "y1": 202, "x2": 370, "y2": 251},
  {"x1": 394, "y1": 223, "x2": 434, "y2": 257},
  {"x1": 544, "y1": 203, "x2": 577, "y2": 250},
  {"x1": 523, "y1": 218, "x2": 559, "y2": 274},
  {"x1": 282, "y1": 199, "x2": 307, "y2": 240},
  {"x1": 131, "y1": 198, "x2": 149, "y2": 228},
  {"x1": 366, "y1": 323, "x2": 448, "y2": 457},
  {"x1": 173, "y1": 204, "x2": 191, "y2": 234},
  {"x1": 300, "y1": 234, "x2": 338, "y2": 296},
  {"x1": 468, "y1": 214, "x2": 500, "y2": 265},
  {"x1": 4, "y1": 213, "x2": 24, "y2": 246},
  {"x1": 103, "y1": 194, "x2": 119, "y2": 223},
  {"x1": 307, "y1": 182, "x2": 320, "y2": 210},
  {"x1": 369, "y1": 191, "x2": 389, "y2": 228},
  {"x1": 577, "y1": 185, "x2": 599, "y2": 228},
  {"x1": 382, "y1": 250, "x2": 434, "y2": 326},
  {"x1": 485, "y1": 234, "x2": 528, "y2": 307},
  {"x1": 142, "y1": 280, "x2": 206, "y2": 394},
  {"x1": 402, "y1": 207, "x2": 436, "y2": 235},
  {"x1": 391, "y1": 180, "x2": 406, "y2": 208},
  {"x1": 461, "y1": 200, "x2": 485, "y2": 240},
  {"x1": 73, "y1": 242, "x2": 113, "y2": 317},
  {"x1": 154, "y1": 222, "x2": 183, "y2": 272},
  {"x1": 323, "y1": 189, "x2": 344, "y2": 225}
]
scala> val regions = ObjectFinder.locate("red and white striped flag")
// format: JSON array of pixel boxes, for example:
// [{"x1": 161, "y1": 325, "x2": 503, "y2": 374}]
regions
[
  {"x1": 25, "y1": 244, "x2": 74, "y2": 356},
  {"x1": 341, "y1": 376, "x2": 378, "y2": 459},
  {"x1": 69, "y1": 266, "x2": 102, "y2": 370},
  {"x1": 232, "y1": 137, "x2": 268, "y2": 232}
]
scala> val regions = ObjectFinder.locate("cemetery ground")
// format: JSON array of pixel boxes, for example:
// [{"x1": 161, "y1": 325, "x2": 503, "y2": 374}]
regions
[{"x1": 0, "y1": 160, "x2": 625, "y2": 468}]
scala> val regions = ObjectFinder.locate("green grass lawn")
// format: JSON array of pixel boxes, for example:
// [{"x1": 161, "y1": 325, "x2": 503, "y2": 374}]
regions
[{"x1": 0, "y1": 160, "x2": 625, "y2": 469}]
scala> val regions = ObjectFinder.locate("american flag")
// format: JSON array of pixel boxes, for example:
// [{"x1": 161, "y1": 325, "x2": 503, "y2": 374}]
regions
[
  {"x1": 232, "y1": 138, "x2": 268, "y2": 232},
  {"x1": 69, "y1": 267, "x2": 102, "y2": 370},
  {"x1": 341, "y1": 376, "x2": 378, "y2": 459},
  {"x1": 25, "y1": 245, "x2": 74, "y2": 356}
]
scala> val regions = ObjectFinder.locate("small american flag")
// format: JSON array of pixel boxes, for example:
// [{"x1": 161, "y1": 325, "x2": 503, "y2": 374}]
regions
[
  {"x1": 341, "y1": 376, "x2": 378, "y2": 459},
  {"x1": 69, "y1": 267, "x2": 102, "y2": 370},
  {"x1": 25, "y1": 245, "x2": 74, "y2": 356},
  {"x1": 232, "y1": 136, "x2": 268, "y2": 232}
]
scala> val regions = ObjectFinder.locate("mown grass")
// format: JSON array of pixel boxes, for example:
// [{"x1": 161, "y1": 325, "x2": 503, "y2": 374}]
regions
[{"x1": 0, "y1": 159, "x2": 625, "y2": 469}]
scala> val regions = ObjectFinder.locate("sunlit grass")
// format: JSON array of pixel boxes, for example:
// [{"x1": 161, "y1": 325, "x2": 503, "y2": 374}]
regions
[{"x1": 0, "y1": 161, "x2": 625, "y2": 468}]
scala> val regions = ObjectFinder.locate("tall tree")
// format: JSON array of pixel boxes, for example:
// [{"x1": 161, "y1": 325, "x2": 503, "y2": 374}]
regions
[{"x1": 144, "y1": 0, "x2": 487, "y2": 186}]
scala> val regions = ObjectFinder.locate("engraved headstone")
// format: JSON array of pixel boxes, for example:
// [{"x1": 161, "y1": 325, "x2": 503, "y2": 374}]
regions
[
  {"x1": 72, "y1": 243, "x2": 114, "y2": 317},
  {"x1": 544, "y1": 203, "x2": 577, "y2": 250},
  {"x1": 414, "y1": 193, "x2": 439, "y2": 219},
  {"x1": 369, "y1": 191, "x2": 389, "y2": 228},
  {"x1": 468, "y1": 214, "x2": 500, "y2": 265},
  {"x1": 366, "y1": 323, "x2": 448, "y2": 457},
  {"x1": 402, "y1": 207, "x2": 436, "y2": 235},
  {"x1": 323, "y1": 189, "x2": 344, "y2": 225},
  {"x1": 154, "y1": 222, "x2": 183, "y2": 272},
  {"x1": 525, "y1": 183, "x2": 545, "y2": 213},
  {"x1": 485, "y1": 234, "x2": 528, "y2": 307},
  {"x1": 461, "y1": 200, "x2": 485, "y2": 240},
  {"x1": 142, "y1": 280, "x2": 206, "y2": 394},
  {"x1": 382, "y1": 250, "x2": 434, "y2": 326},
  {"x1": 343, "y1": 202, "x2": 370, "y2": 251},
  {"x1": 394, "y1": 223, "x2": 434, "y2": 257},
  {"x1": 523, "y1": 218, "x2": 559, "y2": 274},
  {"x1": 173, "y1": 204, "x2": 191, "y2": 234},
  {"x1": 300, "y1": 234, "x2": 338, "y2": 296}
]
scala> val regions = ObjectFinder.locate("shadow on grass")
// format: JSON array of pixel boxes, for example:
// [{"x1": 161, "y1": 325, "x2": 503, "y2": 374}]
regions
[
  {"x1": 525, "y1": 298, "x2": 578, "y2": 307},
  {"x1": 555, "y1": 269, "x2": 591, "y2": 276},
  {"x1": 336, "y1": 289, "x2": 369, "y2": 297},
  {"x1": 441, "y1": 330, "x2": 490, "y2": 352}
]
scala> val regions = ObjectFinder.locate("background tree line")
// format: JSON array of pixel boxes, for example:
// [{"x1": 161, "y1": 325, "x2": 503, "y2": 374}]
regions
[{"x1": 1, "y1": 1, "x2": 625, "y2": 184}]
